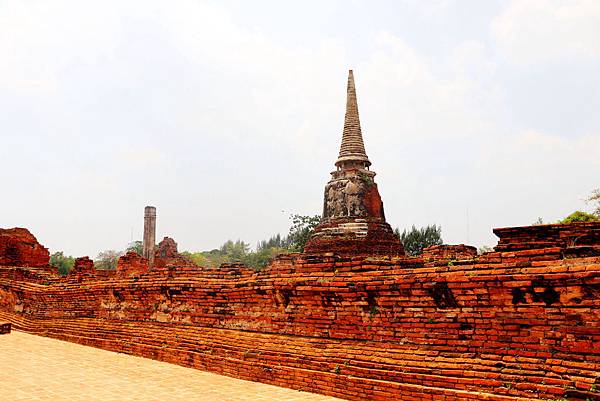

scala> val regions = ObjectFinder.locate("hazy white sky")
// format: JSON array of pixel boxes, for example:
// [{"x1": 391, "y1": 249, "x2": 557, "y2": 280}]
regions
[{"x1": 1, "y1": 0, "x2": 599, "y2": 257}]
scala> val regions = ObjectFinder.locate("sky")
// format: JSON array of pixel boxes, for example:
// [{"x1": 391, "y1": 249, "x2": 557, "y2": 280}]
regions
[{"x1": 1, "y1": 0, "x2": 599, "y2": 258}]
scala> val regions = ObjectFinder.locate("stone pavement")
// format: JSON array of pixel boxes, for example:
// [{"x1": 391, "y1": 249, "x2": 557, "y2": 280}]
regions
[{"x1": 0, "y1": 331, "x2": 343, "y2": 401}]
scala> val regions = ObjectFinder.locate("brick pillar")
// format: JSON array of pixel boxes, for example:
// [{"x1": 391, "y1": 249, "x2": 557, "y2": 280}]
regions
[{"x1": 143, "y1": 206, "x2": 156, "y2": 266}]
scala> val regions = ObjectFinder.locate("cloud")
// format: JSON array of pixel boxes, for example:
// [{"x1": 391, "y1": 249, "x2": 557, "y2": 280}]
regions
[
  {"x1": 0, "y1": 1, "x2": 122, "y2": 89},
  {"x1": 117, "y1": 147, "x2": 167, "y2": 169},
  {"x1": 492, "y1": 0, "x2": 600, "y2": 64},
  {"x1": 358, "y1": 32, "x2": 502, "y2": 144},
  {"x1": 513, "y1": 129, "x2": 600, "y2": 165},
  {"x1": 0, "y1": 0, "x2": 597, "y2": 257}
]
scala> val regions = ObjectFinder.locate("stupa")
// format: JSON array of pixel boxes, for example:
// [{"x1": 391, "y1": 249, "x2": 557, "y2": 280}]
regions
[{"x1": 304, "y1": 70, "x2": 404, "y2": 257}]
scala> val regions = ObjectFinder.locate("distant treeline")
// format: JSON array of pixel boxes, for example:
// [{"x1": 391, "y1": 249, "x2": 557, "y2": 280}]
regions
[
  {"x1": 181, "y1": 214, "x2": 321, "y2": 269},
  {"x1": 49, "y1": 188, "x2": 600, "y2": 275},
  {"x1": 50, "y1": 214, "x2": 321, "y2": 274}
]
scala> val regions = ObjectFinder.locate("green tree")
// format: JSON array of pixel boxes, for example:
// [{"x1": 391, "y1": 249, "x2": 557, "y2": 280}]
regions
[
  {"x1": 395, "y1": 224, "x2": 443, "y2": 256},
  {"x1": 180, "y1": 251, "x2": 210, "y2": 267},
  {"x1": 287, "y1": 214, "x2": 321, "y2": 252},
  {"x1": 183, "y1": 240, "x2": 252, "y2": 268},
  {"x1": 558, "y1": 211, "x2": 599, "y2": 224},
  {"x1": 219, "y1": 239, "x2": 250, "y2": 261},
  {"x1": 183, "y1": 213, "x2": 319, "y2": 270},
  {"x1": 257, "y1": 233, "x2": 289, "y2": 251},
  {"x1": 95, "y1": 250, "x2": 122, "y2": 270},
  {"x1": 126, "y1": 240, "x2": 143, "y2": 255},
  {"x1": 243, "y1": 246, "x2": 287, "y2": 269},
  {"x1": 49, "y1": 252, "x2": 75, "y2": 276}
]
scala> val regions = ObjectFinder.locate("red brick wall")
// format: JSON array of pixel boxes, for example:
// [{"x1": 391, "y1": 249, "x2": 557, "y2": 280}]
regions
[{"x1": 1, "y1": 224, "x2": 600, "y2": 400}]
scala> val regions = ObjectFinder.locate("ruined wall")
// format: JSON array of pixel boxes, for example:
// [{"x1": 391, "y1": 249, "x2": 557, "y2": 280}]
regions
[
  {"x1": 494, "y1": 223, "x2": 600, "y2": 251},
  {"x1": 0, "y1": 228, "x2": 49, "y2": 268},
  {"x1": 1, "y1": 224, "x2": 600, "y2": 401}
]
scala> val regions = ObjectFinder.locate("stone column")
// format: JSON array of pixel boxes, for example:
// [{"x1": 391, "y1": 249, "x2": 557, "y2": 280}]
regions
[{"x1": 143, "y1": 206, "x2": 156, "y2": 266}]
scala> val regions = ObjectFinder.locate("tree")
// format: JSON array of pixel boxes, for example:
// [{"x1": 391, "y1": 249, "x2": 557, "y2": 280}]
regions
[
  {"x1": 477, "y1": 245, "x2": 493, "y2": 255},
  {"x1": 49, "y1": 252, "x2": 75, "y2": 276},
  {"x1": 558, "y1": 211, "x2": 598, "y2": 224},
  {"x1": 95, "y1": 250, "x2": 123, "y2": 270},
  {"x1": 532, "y1": 217, "x2": 544, "y2": 226},
  {"x1": 395, "y1": 224, "x2": 443, "y2": 256},
  {"x1": 257, "y1": 234, "x2": 289, "y2": 251},
  {"x1": 554, "y1": 190, "x2": 600, "y2": 224},
  {"x1": 180, "y1": 251, "x2": 210, "y2": 267},
  {"x1": 126, "y1": 240, "x2": 143, "y2": 255},
  {"x1": 219, "y1": 239, "x2": 250, "y2": 261},
  {"x1": 587, "y1": 188, "x2": 600, "y2": 217},
  {"x1": 182, "y1": 213, "x2": 320, "y2": 270},
  {"x1": 287, "y1": 214, "x2": 321, "y2": 252},
  {"x1": 243, "y1": 246, "x2": 287, "y2": 269}
]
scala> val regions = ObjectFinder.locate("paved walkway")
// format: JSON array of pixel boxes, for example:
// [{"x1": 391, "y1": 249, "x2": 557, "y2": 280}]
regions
[{"x1": 0, "y1": 331, "x2": 342, "y2": 401}]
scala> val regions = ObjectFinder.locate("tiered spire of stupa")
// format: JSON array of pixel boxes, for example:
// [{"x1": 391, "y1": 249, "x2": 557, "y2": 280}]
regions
[{"x1": 336, "y1": 70, "x2": 371, "y2": 169}]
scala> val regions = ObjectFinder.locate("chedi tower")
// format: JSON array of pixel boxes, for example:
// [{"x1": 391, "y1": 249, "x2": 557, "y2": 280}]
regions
[{"x1": 305, "y1": 70, "x2": 404, "y2": 257}]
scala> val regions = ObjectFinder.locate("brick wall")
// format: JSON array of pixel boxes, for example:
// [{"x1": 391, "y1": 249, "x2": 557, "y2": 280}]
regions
[{"x1": 0, "y1": 224, "x2": 600, "y2": 400}]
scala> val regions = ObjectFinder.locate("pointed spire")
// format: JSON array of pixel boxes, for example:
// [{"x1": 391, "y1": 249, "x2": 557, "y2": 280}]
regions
[{"x1": 336, "y1": 70, "x2": 371, "y2": 168}]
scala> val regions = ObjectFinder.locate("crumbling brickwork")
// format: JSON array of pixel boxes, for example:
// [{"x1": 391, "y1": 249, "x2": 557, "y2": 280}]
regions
[
  {"x1": 0, "y1": 228, "x2": 49, "y2": 268},
  {"x1": 116, "y1": 251, "x2": 149, "y2": 277},
  {"x1": 422, "y1": 244, "x2": 477, "y2": 262},
  {"x1": 0, "y1": 223, "x2": 599, "y2": 400},
  {"x1": 156, "y1": 237, "x2": 178, "y2": 258},
  {"x1": 494, "y1": 222, "x2": 600, "y2": 251}
]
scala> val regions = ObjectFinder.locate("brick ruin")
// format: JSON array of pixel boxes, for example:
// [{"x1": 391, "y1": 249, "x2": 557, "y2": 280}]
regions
[
  {"x1": 1, "y1": 71, "x2": 599, "y2": 401},
  {"x1": 0, "y1": 227, "x2": 50, "y2": 268}
]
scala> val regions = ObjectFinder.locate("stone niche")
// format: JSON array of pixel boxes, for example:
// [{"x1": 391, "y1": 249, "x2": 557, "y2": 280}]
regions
[{"x1": 0, "y1": 228, "x2": 49, "y2": 268}]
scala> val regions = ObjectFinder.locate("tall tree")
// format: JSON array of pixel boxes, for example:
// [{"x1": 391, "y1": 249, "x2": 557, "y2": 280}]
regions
[
  {"x1": 126, "y1": 240, "x2": 143, "y2": 255},
  {"x1": 219, "y1": 239, "x2": 250, "y2": 261},
  {"x1": 257, "y1": 234, "x2": 289, "y2": 251},
  {"x1": 287, "y1": 214, "x2": 321, "y2": 252},
  {"x1": 395, "y1": 225, "x2": 443, "y2": 256}
]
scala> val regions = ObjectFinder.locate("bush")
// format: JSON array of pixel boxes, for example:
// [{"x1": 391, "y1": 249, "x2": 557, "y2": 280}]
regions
[{"x1": 49, "y1": 252, "x2": 75, "y2": 276}]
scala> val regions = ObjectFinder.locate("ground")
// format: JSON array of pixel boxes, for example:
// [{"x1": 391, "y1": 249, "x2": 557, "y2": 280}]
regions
[{"x1": 0, "y1": 331, "x2": 342, "y2": 401}]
